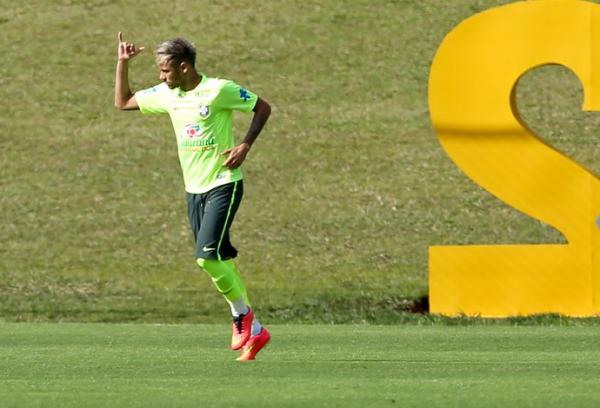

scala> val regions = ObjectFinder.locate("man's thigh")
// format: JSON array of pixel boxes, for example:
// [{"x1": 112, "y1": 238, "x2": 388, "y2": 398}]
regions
[{"x1": 195, "y1": 181, "x2": 244, "y2": 260}]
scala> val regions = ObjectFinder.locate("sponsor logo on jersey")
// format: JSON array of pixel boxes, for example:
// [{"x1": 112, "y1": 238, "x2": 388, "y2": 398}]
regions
[
  {"x1": 184, "y1": 124, "x2": 202, "y2": 139},
  {"x1": 180, "y1": 124, "x2": 216, "y2": 152},
  {"x1": 199, "y1": 105, "x2": 210, "y2": 118}
]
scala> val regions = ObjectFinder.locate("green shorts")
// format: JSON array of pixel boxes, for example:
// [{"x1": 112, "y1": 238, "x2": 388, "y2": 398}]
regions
[{"x1": 186, "y1": 181, "x2": 244, "y2": 260}]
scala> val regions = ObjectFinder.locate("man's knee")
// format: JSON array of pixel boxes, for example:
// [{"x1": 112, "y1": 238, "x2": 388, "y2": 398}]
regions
[
  {"x1": 197, "y1": 258, "x2": 235, "y2": 295},
  {"x1": 196, "y1": 257, "x2": 207, "y2": 269}
]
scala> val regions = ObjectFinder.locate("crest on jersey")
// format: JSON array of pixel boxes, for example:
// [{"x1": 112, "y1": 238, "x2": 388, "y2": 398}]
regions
[{"x1": 199, "y1": 105, "x2": 210, "y2": 118}]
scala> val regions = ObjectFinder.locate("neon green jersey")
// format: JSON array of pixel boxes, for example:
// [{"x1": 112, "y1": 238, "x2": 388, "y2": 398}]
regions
[{"x1": 135, "y1": 74, "x2": 258, "y2": 193}]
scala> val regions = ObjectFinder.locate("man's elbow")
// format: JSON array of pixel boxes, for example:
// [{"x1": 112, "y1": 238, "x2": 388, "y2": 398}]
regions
[
  {"x1": 115, "y1": 101, "x2": 138, "y2": 111},
  {"x1": 258, "y1": 98, "x2": 271, "y2": 118},
  {"x1": 115, "y1": 94, "x2": 137, "y2": 110},
  {"x1": 114, "y1": 97, "x2": 128, "y2": 110}
]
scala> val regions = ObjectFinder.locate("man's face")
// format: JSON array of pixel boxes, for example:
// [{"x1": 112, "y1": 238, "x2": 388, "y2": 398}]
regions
[{"x1": 159, "y1": 59, "x2": 183, "y2": 89}]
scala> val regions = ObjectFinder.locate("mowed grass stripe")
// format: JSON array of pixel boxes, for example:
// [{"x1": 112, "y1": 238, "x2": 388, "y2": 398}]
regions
[{"x1": 2, "y1": 323, "x2": 600, "y2": 407}]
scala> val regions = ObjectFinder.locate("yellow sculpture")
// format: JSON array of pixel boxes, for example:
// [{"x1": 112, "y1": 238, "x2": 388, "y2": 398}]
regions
[{"x1": 428, "y1": 0, "x2": 600, "y2": 317}]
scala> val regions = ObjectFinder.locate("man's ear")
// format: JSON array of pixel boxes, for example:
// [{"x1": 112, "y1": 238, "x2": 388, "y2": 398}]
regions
[{"x1": 180, "y1": 61, "x2": 188, "y2": 74}]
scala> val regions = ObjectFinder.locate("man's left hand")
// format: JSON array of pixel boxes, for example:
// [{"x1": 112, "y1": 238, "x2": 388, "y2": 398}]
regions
[{"x1": 222, "y1": 143, "x2": 251, "y2": 169}]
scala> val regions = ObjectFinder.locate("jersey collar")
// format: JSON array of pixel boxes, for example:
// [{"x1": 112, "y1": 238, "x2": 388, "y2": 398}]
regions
[{"x1": 177, "y1": 72, "x2": 207, "y2": 96}]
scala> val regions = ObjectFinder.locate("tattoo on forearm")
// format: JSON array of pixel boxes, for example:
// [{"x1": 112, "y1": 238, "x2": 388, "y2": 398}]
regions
[{"x1": 243, "y1": 117, "x2": 264, "y2": 145}]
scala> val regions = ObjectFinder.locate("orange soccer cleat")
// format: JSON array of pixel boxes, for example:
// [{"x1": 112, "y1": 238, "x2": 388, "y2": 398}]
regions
[
  {"x1": 231, "y1": 310, "x2": 254, "y2": 350},
  {"x1": 237, "y1": 327, "x2": 271, "y2": 361}
]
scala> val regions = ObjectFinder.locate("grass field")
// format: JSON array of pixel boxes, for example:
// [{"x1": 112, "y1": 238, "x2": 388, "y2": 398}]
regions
[
  {"x1": 3, "y1": 0, "x2": 600, "y2": 323},
  {"x1": 2, "y1": 322, "x2": 600, "y2": 407},
  {"x1": 5, "y1": 1, "x2": 600, "y2": 405},
  {"x1": 8, "y1": 0, "x2": 599, "y2": 322}
]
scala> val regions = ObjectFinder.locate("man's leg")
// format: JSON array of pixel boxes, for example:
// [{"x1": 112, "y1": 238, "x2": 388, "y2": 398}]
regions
[
  {"x1": 225, "y1": 259, "x2": 250, "y2": 306},
  {"x1": 192, "y1": 182, "x2": 270, "y2": 358},
  {"x1": 194, "y1": 181, "x2": 248, "y2": 314},
  {"x1": 219, "y1": 243, "x2": 270, "y2": 360},
  {"x1": 196, "y1": 258, "x2": 244, "y2": 303},
  {"x1": 188, "y1": 187, "x2": 248, "y2": 339}
]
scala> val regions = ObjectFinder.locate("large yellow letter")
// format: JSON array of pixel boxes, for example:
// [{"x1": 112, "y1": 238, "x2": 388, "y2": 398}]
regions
[{"x1": 428, "y1": 0, "x2": 600, "y2": 317}]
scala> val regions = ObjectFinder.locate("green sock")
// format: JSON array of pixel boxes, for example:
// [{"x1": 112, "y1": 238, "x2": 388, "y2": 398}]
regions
[
  {"x1": 225, "y1": 259, "x2": 251, "y2": 306},
  {"x1": 196, "y1": 258, "x2": 243, "y2": 302}
]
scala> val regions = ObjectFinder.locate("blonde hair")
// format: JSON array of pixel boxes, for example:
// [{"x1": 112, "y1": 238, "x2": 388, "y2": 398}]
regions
[{"x1": 154, "y1": 38, "x2": 196, "y2": 67}]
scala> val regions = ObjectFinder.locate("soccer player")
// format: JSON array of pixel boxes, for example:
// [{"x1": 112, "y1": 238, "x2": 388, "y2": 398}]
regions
[{"x1": 114, "y1": 33, "x2": 272, "y2": 361}]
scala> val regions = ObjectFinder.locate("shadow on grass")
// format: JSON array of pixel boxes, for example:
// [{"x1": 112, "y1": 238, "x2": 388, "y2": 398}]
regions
[{"x1": 263, "y1": 294, "x2": 600, "y2": 326}]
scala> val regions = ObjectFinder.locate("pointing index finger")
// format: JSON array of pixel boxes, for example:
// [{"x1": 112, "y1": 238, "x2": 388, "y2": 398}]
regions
[{"x1": 118, "y1": 31, "x2": 123, "y2": 43}]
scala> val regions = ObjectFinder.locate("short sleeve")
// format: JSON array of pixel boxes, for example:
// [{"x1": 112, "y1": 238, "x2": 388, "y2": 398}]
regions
[
  {"x1": 135, "y1": 84, "x2": 169, "y2": 114},
  {"x1": 214, "y1": 81, "x2": 258, "y2": 112}
]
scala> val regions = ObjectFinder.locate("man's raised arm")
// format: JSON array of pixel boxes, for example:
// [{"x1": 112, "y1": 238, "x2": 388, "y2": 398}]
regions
[{"x1": 115, "y1": 32, "x2": 144, "y2": 110}]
